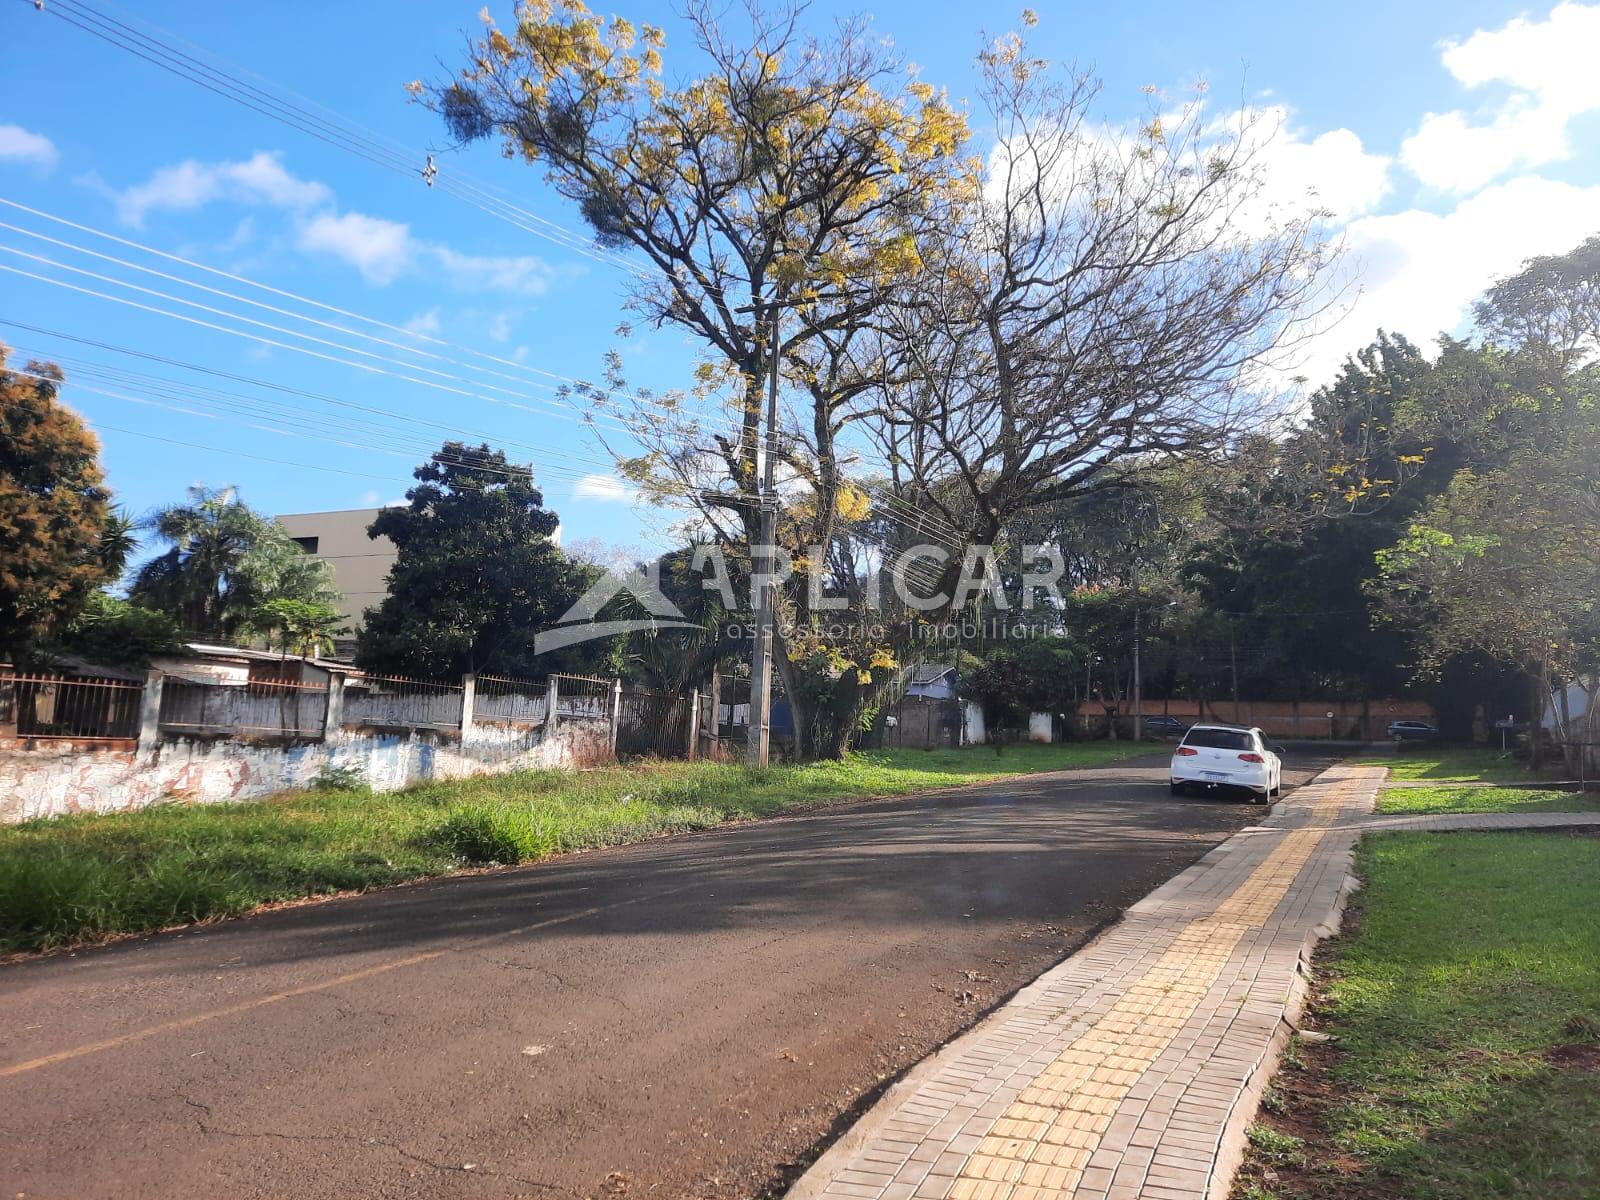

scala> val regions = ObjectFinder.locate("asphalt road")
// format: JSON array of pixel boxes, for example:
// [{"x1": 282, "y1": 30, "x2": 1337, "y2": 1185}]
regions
[{"x1": 0, "y1": 747, "x2": 1338, "y2": 1200}]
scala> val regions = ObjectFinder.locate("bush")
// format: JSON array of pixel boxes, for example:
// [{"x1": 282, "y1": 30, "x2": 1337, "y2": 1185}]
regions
[
  {"x1": 429, "y1": 805, "x2": 552, "y2": 865},
  {"x1": 309, "y1": 765, "x2": 369, "y2": 793}
]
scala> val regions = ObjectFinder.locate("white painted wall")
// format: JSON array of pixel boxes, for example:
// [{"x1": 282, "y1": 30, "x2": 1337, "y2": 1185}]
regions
[
  {"x1": 962, "y1": 701, "x2": 986, "y2": 746},
  {"x1": 0, "y1": 718, "x2": 613, "y2": 824}
]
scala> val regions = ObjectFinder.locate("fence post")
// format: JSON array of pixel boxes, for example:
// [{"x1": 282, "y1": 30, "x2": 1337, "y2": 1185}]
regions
[
  {"x1": 546, "y1": 677, "x2": 560, "y2": 733},
  {"x1": 137, "y1": 670, "x2": 163, "y2": 753},
  {"x1": 323, "y1": 671, "x2": 345, "y2": 741},
  {"x1": 609, "y1": 678, "x2": 623, "y2": 756},
  {"x1": 687, "y1": 688, "x2": 701, "y2": 760},
  {"x1": 460, "y1": 673, "x2": 477, "y2": 739}
]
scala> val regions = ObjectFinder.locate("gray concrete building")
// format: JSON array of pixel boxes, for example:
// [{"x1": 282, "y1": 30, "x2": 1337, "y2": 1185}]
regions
[{"x1": 276, "y1": 508, "x2": 398, "y2": 652}]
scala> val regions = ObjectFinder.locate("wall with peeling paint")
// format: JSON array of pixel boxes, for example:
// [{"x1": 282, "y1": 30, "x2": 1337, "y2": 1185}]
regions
[{"x1": 0, "y1": 718, "x2": 613, "y2": 824}]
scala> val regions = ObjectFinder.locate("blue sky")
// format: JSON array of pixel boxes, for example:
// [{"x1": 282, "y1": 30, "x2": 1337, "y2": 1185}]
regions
[{"x1": 3, "y1": 0, "x2": 1599, "y2": 563}]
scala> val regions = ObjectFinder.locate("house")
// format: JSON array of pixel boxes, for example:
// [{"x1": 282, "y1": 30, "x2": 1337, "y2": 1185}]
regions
[
  {"x1": 276, "y1": 508, "x2": 399, "y2": 653},
  {"x1": 904, "y1": 663, "x2": 959, "y2": 700}
]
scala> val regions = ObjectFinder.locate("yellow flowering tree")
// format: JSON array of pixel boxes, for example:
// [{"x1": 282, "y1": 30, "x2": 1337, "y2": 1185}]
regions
[{"x1": 427, "y1": 1, "x2": 972, "y2": 755}]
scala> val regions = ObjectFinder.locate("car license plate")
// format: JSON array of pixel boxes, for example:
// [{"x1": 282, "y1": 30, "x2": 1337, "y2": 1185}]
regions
[{"x1": 1203, "y1": 770, "x2": 1228, "y2": 780}]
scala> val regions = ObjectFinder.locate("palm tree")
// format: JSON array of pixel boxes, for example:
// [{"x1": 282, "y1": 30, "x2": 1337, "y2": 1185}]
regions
[{"x1": 130, "y1": 485, "x2": 337, "y2": 642}]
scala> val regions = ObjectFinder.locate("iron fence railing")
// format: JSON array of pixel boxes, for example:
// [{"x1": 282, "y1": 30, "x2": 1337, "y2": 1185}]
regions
[
  {"x1": 158, "y1": 675, "x2": 328, "y2": 738},
  {"x1": 473, "y1": 674, "x2": 549, "y2": 727},
  {"x1": 7, "y1": 674, "x2": 144, "y2": 741},
  {"x1": 342, "y1": 673, "x2": 464, "y2": 730},
  {"x1": 551, "y1": 673, "x2": 614, "y2": 720},
  {"x1": 615, "y1": 686, "x2": 693, "y2": 757},
  {"x1": 712, "y1": 673, "x2": 751, "y2": 737}
]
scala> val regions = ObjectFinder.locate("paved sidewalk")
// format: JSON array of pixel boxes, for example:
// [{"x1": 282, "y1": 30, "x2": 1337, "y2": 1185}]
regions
[
  {"x1": 790, "y1": 765, "x2": 1381, "y2": 1200},
  {"x1": 791, "y1": 769, "x2": 1600, "y2": 1200}
]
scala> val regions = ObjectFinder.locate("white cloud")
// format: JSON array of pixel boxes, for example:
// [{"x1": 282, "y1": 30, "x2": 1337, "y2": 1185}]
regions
[
  {"x1": 296, "y1": 211, "x2": 414, "y2": 285},
  {"x1": 113, "y1": 151, "x2": 332, "y2": 225},
  {"x1": 0, "y1": 123, "x2": 58, "y2": 170},
  {"x1": 402, "y1": 309, "x2": 441, "y2": 337},
  {"x1": 1442, "y1": 1, "x2": 1600, "y2": 109},
  {"x1": 1235, "y1": 107, "x2": 1391, "y2": 230},
  {"x1": 432, "y1": 246, "x2": 555, "y2": 295},
  {"x1": 486, "y1": 311, "x2": 514, "y2": 343},
  {"x1": 1401, "y1": 2, "x2": 1600, "y2": 191},
  {"x1": 1285, "y1": 175, "x2": 1600, "y2": 387},
  {"x1": 572, "y1": 474, "x2": 637, "y2": 503}
]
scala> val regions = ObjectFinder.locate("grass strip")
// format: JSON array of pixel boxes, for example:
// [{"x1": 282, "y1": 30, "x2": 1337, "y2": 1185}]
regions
[
  {"x1": 0, "y1": 740, "x2": 1152, "y2": 953},
  {"x1": 1234, "y1": 831, "x2": 1600, "y2": 1200}
]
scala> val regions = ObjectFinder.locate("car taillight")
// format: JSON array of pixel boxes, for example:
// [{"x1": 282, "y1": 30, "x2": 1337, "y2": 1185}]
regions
[
  {"x1": 1176, "y1": 746, "x2": 1198, "y2": 756},
  {"x1": 1238, "y1": 752, "x2": 1265, "y2": 763}
]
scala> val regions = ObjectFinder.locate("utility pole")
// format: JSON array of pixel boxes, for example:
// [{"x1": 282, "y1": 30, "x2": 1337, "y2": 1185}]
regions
[
  {"x1": 1229, "y1": 620, "x2": 1239, "y2": 712},
  {"x1": 743, "y1": 298, "x2": 783, "y2": 768}
]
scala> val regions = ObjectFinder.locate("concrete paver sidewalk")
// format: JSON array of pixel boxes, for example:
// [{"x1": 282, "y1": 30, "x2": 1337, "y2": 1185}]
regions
[{"x1": 793, "y1": 769, "x2": 1600, "y2": 1200}]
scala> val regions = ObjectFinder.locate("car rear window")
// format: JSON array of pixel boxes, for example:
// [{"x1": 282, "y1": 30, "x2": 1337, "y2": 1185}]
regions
[{"x1": 1183, "y1": 728, "x2": 1253, "y2": 750}]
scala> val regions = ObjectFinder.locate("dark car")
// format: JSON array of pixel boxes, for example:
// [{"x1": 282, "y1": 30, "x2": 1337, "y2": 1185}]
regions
[
  {"x1": 1387, "y1": 720, "x2": 1439, "y2": 740},
  {"x1": 1143, "y1": 715, "x2": 1190, "y2": 737}
]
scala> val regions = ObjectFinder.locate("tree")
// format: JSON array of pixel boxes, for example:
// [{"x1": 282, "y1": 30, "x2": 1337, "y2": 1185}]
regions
[
  {"x1": 430, "y1": 1, "x2": 967, "y2": 554},
  {"x1": 356, "y1": 442, "x2": 595, "y2": 679},
  {"x1": 430, "y1": 1, "x2": 976, "y2": 753},
  {"x1": 52, "y1": 591, "x2": 185, "y2": 669},
  {"x1": 0, "y1": 349, "x2": 120, "y2": 663},
  {"x1": 1371, "y1": 236, "x2": 1600, "y2": 769},
  {"x1": 129, "y1": 485, "x2": 338, "y2": 642},
  {"x1": 251, "y1": 598, "x2": 347, "y2": 660},
  {"x1": 431, "y1": 8, "x2": 1336, "y2": 758},
  {"x1": 853, "y1": 30, "x2": 1336, "y2": 566},
  {"x1": 966, "y1": 637, "x2": 1078, "y2": 745}
]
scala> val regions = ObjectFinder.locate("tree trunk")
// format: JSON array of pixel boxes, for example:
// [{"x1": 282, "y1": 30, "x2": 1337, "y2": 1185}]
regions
[
  {"x1": 1529, "y1": 661, "x2": 1547, "y2": 770},
  {"x1": 1557, "y1": 677, "x2": 1577, "y2": 777}
]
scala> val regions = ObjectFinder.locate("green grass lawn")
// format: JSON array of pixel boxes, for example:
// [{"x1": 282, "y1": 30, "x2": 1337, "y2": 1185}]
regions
[
  {"x1": 1234, "y1": 832, "x2": 1600, "y2": 1200},
  {"x1": 0, "y1": 740, "x2": 1154, "y2": 954},
  {"x1": 1354, "y1": 746, "x2": 1558, "y2": 783},
  {"x1": 1375, "y1": 785, "x2": 1600, "y2": 816}
]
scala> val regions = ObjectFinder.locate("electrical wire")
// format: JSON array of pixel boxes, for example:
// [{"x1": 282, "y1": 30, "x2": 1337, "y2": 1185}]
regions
[{"x1": 34, "y1": 0, "x2": 646, "y2": 271}]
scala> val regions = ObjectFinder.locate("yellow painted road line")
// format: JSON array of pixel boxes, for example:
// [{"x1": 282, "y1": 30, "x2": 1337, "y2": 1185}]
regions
[{"x1": 0, "y1": 879, "x2": 705, "y2": 1079}]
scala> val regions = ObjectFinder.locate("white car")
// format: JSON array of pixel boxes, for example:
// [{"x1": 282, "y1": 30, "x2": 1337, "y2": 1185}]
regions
[{"x1": 1170, "y1": 724, "x2": 1282, "y2": 804}]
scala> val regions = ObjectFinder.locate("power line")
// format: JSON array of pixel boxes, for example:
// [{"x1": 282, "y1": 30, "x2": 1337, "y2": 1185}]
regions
[
  {"x1": 0, "y1": 198, "x2": 658, "y2": 407},
  {"x1": 0, "y1": 241, "x2": 639, "y2": 433},
  {"x1": 32, "y1": 0, "x2": 645, "y2": 271}
]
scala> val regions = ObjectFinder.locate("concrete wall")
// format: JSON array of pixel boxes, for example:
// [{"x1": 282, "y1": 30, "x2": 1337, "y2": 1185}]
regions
[{"x1": 0, "y1": 717, "x2": 613, "y2": 824}]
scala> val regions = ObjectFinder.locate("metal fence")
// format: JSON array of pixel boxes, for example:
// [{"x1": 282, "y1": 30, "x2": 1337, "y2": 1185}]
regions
[
  {"x1": 616, "y1": 685, "x2": 693, "y2": 758},
  {"x1": 712, "y1": 674, "x2": 751, "y2": 737},
  {"x1": 551, "y1": 673, "x2": 615, "y2": 720},
  {"x1": 158, "y1": 676, "x2": 328, "y2": 738},
  {"x1": 342, "y1": 673, "x2": 464, "y2": 730},
  {"x1": 473, "y1": 674, "x2": 549, "y2": 727},
  {"x1": 6, "y1": 674, "x2": 144, "y2": 742}
]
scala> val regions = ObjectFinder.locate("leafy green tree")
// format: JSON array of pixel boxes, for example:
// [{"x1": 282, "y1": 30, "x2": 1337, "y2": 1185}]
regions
[
  {"x1": 129, "y1": 485, "x2": 338, "y2": 641},
  {"x1": 966, "y1": 638, "x2": 1079, "y2": 745},
  {"x1": 54, "y1": 590, "x2": 185, "y2": 669},
  {"x1": 0, "y1": 350, "x2": 120, "y2": 663},
  {"x1": 251, "y1": 598, "x2": 347, "y2": 660},
  {"x1": 356, "y1": 443, "x2": 595, "y2": 679},
  {"x1": 1371, "y1": 236, "x2": 1600, "y2": 766}
]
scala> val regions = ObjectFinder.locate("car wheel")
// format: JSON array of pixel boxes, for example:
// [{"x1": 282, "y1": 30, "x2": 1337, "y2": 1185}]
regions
[
  {"x1": 1169, "y1": 780, "x2": 1185, "y2": 795},
  {"x1": 1251, "y1": 789, "x2": 1270, "y2": 805}
]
